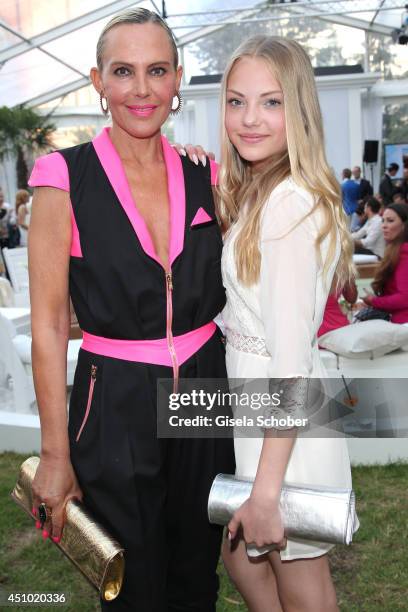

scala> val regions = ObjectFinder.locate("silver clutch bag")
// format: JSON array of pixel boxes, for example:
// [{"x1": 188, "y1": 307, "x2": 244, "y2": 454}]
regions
[{"x1": 208, "y1": 474, "x2": 358, "y2": 545}]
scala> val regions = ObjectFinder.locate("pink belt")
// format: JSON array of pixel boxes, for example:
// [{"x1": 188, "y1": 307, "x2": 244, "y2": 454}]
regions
[{"x1": 81, "y1": 321, "x2": 216, "y2": 367}]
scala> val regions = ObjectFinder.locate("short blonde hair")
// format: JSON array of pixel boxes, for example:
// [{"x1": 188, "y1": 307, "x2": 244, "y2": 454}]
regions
[
  {"x1": 15, "y1": 189, "x2": 29, "y2": 210},
  {"x1": 218, "y1": 35, "x2": 354, "y2": 289},
  {"x1": 96, "y1": 8, "x2": 178, "y2": 71}
]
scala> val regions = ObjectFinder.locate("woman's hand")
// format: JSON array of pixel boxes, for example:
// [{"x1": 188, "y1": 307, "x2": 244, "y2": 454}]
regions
[
  {"x1": 362, "y1": 289, "x2": 375, "y2": 306},
  {"x1": 227, "y1": 494, "x2": 286, "y2": 550},
  {"x1": 172, "y1": 143, "x2": 215, "y2": 166},
  {"x1": 32, "y1": 454, "x2": 83, "y2": 542}
]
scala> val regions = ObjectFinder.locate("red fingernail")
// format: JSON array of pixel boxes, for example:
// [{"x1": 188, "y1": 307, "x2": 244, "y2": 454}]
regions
[
  {"x1": 52, "y1": 536, "x2": 61, "y2": 543},
  {"x1": 42, "y1": 530, "x2": 49, "y2": 539},
  {"x1": 35, "y1": 520, "x2": 41, "y2": 529}
]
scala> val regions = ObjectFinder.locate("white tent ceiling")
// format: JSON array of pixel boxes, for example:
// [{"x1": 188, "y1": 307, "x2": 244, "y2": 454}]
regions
[{"x1": 0, "y1": 0, "x2": 406, "y2": 108}]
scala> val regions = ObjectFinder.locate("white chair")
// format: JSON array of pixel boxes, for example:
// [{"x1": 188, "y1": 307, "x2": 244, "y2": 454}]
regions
[
  {"x1": 353, "y1": 254, "x2": 379, "y2": 265},
  {"x1": 0, "y1": 306, "x2": 31, "y2": 335},
  {"x1": 0, "y1": 312, "x2": 35, "y2": 414},
  {"x1": 1, "y1": 247, "x2": 30, "y2": 306},
  {"x1": 0, "y1": 312, "x2": 82, "y2": 415},
  {"x1": 2, "y1": 247, "x2": 28, "y2": 292},
  {"x1": 12, "y1": 334, "x2": 82, "y2": 386},
  {"x1": 0, "y1": 277, "x2": 15, "y2": 307}
]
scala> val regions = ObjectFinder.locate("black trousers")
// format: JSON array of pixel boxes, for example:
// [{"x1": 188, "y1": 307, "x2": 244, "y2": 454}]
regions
[
  {"x1": 354, "y1": 244, "x2": 380, "y2": 258},
  {"x1": 68, "y1": 335, "x2": 235, "y2": 611}
]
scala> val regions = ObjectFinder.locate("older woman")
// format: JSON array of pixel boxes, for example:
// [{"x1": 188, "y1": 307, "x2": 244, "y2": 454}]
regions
[
  {"x1": 363, "y1": 203, "x2": 408, "y2": 323},
  {"x1": 28, "y1": 8, "x2": 234, "y2": 611}
]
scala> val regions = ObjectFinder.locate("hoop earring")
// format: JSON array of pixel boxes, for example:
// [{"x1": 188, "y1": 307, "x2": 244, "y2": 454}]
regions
[
  {"x1": 170, "y1": 92, "x2": 183, "y2": 116},
  {"x1": 100, "y1": 93, "x2": 109, "y2": 116}
]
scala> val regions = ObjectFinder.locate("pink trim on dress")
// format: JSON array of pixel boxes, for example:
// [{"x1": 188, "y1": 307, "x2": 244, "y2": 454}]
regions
[
  {"x1": 210, "y1": 160, "x2": 219, "y2": 186},
  {"x1": 28, "y1": 151, "x2": 82, "y2": 258},
  {"x1": 92, "y1": 128, "x2": 185, "y2": 266},
  {"x1": 81, "y1": 321, "x2": 216, "y2": 367},
  {"x1": 28, "y1": 151, "x2": 70, "y2": 192},
  {"x1": 161, "y1": 135, "x2": 185, "y2": 264},
  {"x1": 75, "y1": 365, "x2": 97, "y2": 442},
  {"x1": 69, "y1": 199, "x2": 83, "y2": 257},
  {"x1": 191, "y1": 207, "x2": 213, "y2": 226}
]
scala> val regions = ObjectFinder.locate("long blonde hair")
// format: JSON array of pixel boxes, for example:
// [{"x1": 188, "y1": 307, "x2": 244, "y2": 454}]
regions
[
  {"x1": 218, "y1": 36, "x2": 354, "y2": 288},
  {"x1": 15, "y1": 189, "x2": 30, "y2": 211}
]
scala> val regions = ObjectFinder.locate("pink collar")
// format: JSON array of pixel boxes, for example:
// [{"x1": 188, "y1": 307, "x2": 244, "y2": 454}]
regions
[{"x1": 92, "y1": 127, "x2": 185, "y2": 268}]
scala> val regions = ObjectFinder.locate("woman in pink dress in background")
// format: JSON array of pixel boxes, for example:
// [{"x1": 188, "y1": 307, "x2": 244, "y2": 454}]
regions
[
  {"x1": 318, "y1": 281, "x2": 358, "y2": 338},
  {"x1": 363, "y1": 203, "x2": 408, "y2": 323}
]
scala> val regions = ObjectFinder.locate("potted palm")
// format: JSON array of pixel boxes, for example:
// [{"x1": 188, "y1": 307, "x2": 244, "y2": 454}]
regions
[{"x1": 0, "y1": 106, "x2": 56, "y2": 189}]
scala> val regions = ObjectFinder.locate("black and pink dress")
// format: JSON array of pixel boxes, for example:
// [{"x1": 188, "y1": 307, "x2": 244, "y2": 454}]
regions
[{"x1": 29, "y1": 127, "x2": 234, "y2": 612}]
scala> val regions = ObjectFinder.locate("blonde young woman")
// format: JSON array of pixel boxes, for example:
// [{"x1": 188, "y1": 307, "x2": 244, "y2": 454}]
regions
[{"x1": 216, "y1": 36, "x2": 357, "y2": 612}]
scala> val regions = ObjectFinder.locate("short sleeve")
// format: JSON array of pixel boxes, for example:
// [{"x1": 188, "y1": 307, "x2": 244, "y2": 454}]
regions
[
  {"x1": 260, "y1": 184, "x2": 319, "y2": 378},
  {"x1": 210, "y1": 159, "x2": 219, "y2": 186},
  {"x1": 28, "y1": 152, "x2": 69, "y2": 192}
]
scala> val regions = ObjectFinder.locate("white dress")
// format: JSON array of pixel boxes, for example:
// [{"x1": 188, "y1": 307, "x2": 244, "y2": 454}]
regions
[
  {"x1": 221, "y1": 177, "x2": 354, "y2": 561},
  {"x1": 18, "y1": 206, "x2": 30, "y2": 247}
]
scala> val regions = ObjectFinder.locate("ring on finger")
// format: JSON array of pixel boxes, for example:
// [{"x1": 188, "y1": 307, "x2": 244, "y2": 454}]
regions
[{"x1": 38, "y1": 502, "x2": 52, "y2": 528}]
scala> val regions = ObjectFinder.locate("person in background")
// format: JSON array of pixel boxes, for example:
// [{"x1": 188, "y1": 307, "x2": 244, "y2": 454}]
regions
[
  {"x1": 374, "y1": 193, "x2": 386, "y2": 216},
  {"x1": 363, "y1": 204, "x2": 408, "y2": 323},
  {"x1": 341, "y1": 167, "x2": 360, "y2": 226},
  {"x1": 379, "y1": 162, "x2": 399, "y2": 205},
  {"x1": 0, "y1": 186, "x2": 13, "y2": 249},
  {"x1": 352, "y1": 165, "x2": 373, "y2": 200},
  {"x1": 318, "y1": 280, "x2": 358, "y2": 338},
  {"x1": 350, "y1": 202, "x2": 366, "y2": 232},
  {"x1": 351, "y1": 196, "x2": 385, "y2": 259},
  {"x1": 15, "y1": 189, "x2": 30, "y2": 247},
  {"x1": 392, "y1": 191, "x2": 407, "y2": 205},
  {"x1": 399, "y1": 166, "x2": 408, "y2": 202}
]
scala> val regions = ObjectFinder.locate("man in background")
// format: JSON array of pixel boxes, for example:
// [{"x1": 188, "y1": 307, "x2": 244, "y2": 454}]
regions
[
  {"x1": 398, "y1": 166, "x2": 408, "y2": 202},
  {"x1": 352, "y1": 165, "x2": 373, "y2": 200},
  {"x1": 351, "y1": 197, "x2": 385, "y2": 259},
  {"x1": 0, "y1": 186, "x2": 13, "y2": 249},
  {"x1": 379, "y1": 162, "x2": 399, "y2": 205},
  {"x1": 341, "y1": 168, "x2": 360, "y2": 226},
  {"x1": 392, "y1": 191, "x2": 407, "y2": 205}
]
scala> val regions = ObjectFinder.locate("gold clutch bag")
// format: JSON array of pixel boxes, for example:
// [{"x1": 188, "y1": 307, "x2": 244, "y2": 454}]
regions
[{"x1": 10, "y1": 456, "x2": 125, "y2": 601}]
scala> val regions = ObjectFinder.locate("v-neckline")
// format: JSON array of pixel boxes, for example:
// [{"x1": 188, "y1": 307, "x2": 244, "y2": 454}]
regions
[{"x1": 92, "y1": 127, "x2": 185, "y2": 269}]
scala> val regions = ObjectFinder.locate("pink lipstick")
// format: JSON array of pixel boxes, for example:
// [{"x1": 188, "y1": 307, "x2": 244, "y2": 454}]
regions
[
  {"x1": 126, "y1": 104, "x2": 157, "y2": 117},
  {"x1": 240, "y1": 134, "x2": 268, "y2": 144}
]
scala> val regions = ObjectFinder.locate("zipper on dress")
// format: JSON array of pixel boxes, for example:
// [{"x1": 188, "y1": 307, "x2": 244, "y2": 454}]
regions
[
  {"x1": 75, "y1": 364, "x2": 97, "y2": 442},
  {"x1": 165, "y1": 271, "x2": 179, "y2": 393}
]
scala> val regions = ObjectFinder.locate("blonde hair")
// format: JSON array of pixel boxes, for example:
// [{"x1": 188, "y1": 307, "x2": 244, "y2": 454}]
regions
[
  {"x1": 218, "y1": 35, "x2": 355, "y2": 288},
  {"x1": 15, "y1": 189, "x2": 29, "y2": 211},
  {"x1": 96, "y1": 8, "x2": 178, "y2": 71}
]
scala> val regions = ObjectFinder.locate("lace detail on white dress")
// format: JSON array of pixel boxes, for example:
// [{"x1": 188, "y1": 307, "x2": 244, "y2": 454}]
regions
[
  {"x1": 226, "y1": 329, "x2": 270, "y2": 357},
  {"x1": 220, "y1": 178, "x2": 354, "y2": 561}
]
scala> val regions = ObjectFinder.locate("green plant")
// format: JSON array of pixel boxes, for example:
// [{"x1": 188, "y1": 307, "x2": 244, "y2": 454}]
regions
[
  {"x1": 1, "y1": 453, "x2": 407, "y2": 611},
  {"x1": 0, "y1": 106, "x2": 56, "y2": 189}
]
